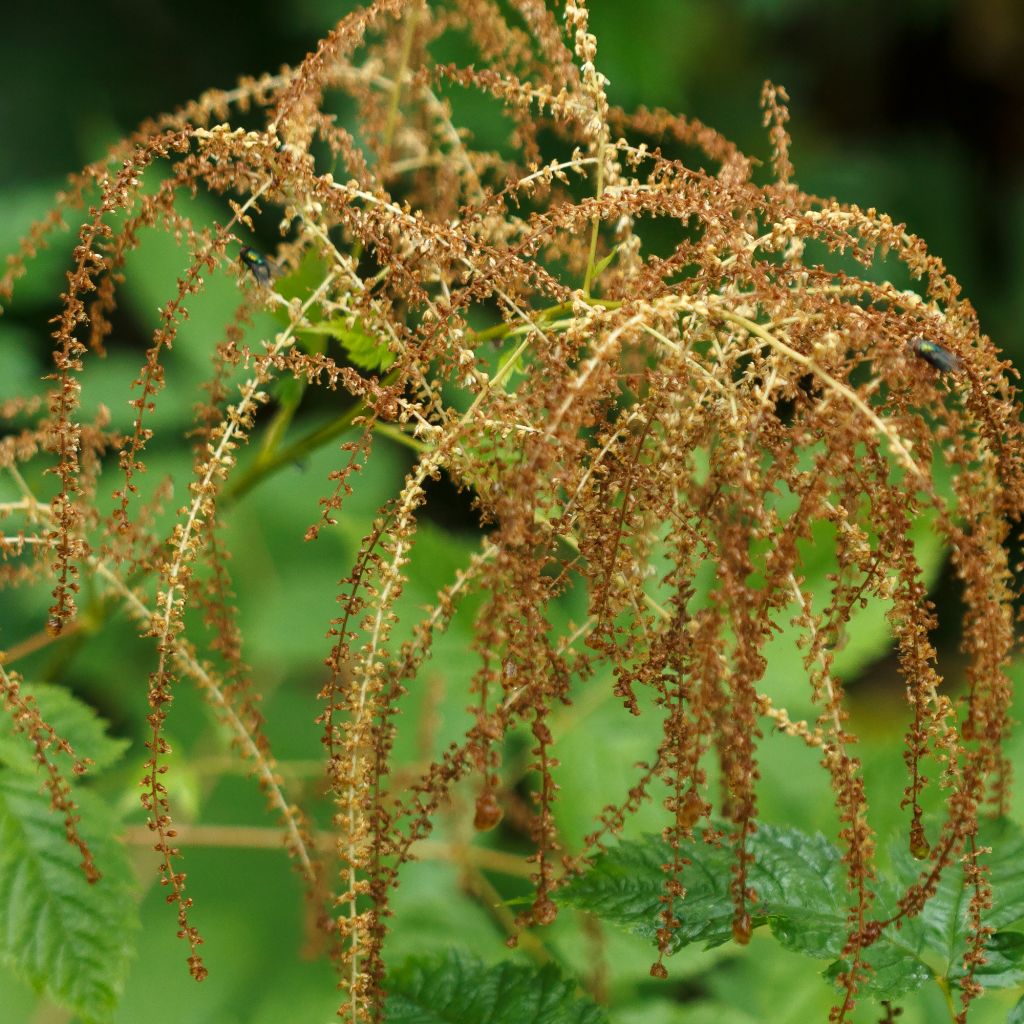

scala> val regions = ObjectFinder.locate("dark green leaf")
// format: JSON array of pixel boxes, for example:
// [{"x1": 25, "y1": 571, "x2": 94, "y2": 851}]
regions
[
  {"x1": 0, "y1": 771, "x2": 138, "y2": 1023},
  {"x1": 559, "y1": 825, "x2": 864, "y2": 956},
  {"x1": 821, "y1": 943, "x2": 932, "y2": 1002},
  {"x1": 556, "y1": 830, "x2": 736, "y2": 951},
  {"x1": 782, "y1": 866, "x2": 930, "y2": 1000},
  {"x1": 947, "y1": 931, "x2": 1024, "y2": 989},
  {"x1": 957, "y1": 820, "x2": 1024, "y2": 932},
  {"x1": 891, "y1": 818, "x2": 1024, "y2": 976},
  {"x1": 559, "y1": 825, "x2": 929, "y2": 997},
  {"x1": 0, "y1": 682, "x2": 130, "y2": 776},
  {"x1": 385, "y1": 949, "x2": 606, "y2": 1024},
  {"x1": 739, "y1": 825, "x2": 848, "y2": 958}
]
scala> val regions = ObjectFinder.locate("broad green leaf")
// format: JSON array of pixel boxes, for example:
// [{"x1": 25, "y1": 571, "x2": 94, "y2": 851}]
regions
[
  {"x1": 0, "y1": 322, "x2": 45, "y2": 401},
  {"x1": 0, "y1": 681, "x2": 130, "y2": 776},
  {"x1": 891, "y1": 818, "x2": 1024, "y2": 983},
  {"x1": 948, "y1": 931, "x2": 1024, "y2": 990},
  {"x1": 613, "y1": 998, "x2": 758, "y2": 1024},
  {"x1": 747, "y1": 827, "x2": 854, "y2": 958},
  {"x1": 827, "y1": 815, "x2": 1024, "y2": 1000},
  {"x1": 755, "y1": 443, "x2": 950, "y2": 718},
  {"x1": 821, "y1": 938, "x2": 932, "y2": 1002},
  {"x1": 270, "y1": 373, "x2": 306, "y2": 409},
  {"x1": 383, "y1": 853, "x2": 513, "y2": 965},
  {"x1": 559, "y1": 825, "x2": 865, "y2": 955},
  {"x1": 558, "y1": 825, "x2": 928, "y2": 997},
  {"x1": 385, "y1": 949, "x2": 606, "y2": 1024},
  {"x1": 0, "y1": 772, "x2": 138, "y2": 1023},
  {"x1": 550, "y1": 687, "x2": 668, "y2": 850},
  {"x1": 948, "y1": 819, "x2": 1024, "y2": 933},
  {"x1": 556, "y1": 830, "x2": 736, "y2": 951}
]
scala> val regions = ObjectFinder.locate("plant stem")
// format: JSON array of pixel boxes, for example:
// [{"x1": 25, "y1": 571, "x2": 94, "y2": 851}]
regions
[
  {"x1": 935, "y1": 975, "x2": 958, "y2": 1022},
  {"x1": 372, "y1": 421, "x2": 430, "y2": 453},
  {"x1": 469, "y1": 297, "x2": 620, "y2": 345},
  {"x1": 120, "y1": 823, "x2": 532, "y2": 877},
  {"x1": 221, "y1": 367, "x2": 400, "y2": 505},
  {"x1": 582, "y1": 145, "x2": 606, "y2": 298}
]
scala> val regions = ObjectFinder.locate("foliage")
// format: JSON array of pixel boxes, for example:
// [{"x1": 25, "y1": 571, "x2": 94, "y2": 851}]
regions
[
  {"x1": 1, "y1": 2, "x2": 1024, "y2": 1023},
  {"x1": 560, "y1": 818, "x2": 1024, "y2": 1009},
  {"x1": 0, "y1": 718, "x2": 136, "y2": 1022},
  {"x1": 386, "y1": 950, "x2": 606, "y2": 1024}
]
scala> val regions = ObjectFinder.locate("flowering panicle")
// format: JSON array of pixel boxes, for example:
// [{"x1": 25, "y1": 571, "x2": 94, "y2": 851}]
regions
[{"x1": 3, "y1": 1, "x2": 1023, "y2": 1020}]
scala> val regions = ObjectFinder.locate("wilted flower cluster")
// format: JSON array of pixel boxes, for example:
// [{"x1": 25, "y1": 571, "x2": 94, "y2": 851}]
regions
[{"x1": 2, "y1": 2, "x2": 1023, "y2": 1021}]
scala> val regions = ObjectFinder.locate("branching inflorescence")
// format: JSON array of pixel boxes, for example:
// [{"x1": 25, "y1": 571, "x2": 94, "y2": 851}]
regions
[{"x1": 2, "y1": 2, "x2": 1023, "y2": 1021}]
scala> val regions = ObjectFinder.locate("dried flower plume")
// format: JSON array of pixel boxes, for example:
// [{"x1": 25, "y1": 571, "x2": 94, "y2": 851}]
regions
[{"x1": 2, "y1": 1, "x2": 1022, "y2": 1021}]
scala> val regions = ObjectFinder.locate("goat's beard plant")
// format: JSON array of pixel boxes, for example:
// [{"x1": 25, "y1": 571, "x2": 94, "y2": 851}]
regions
[{"x1": 2, "y1": 1, "x2": 1023, "y2": 1021}]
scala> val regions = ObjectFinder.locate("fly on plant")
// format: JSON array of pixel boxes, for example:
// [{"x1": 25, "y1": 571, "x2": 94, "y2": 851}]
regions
[
  {"x1": 909, "y1": 337, "x2": 962, "y2": 373},
  {"x1": 238, "y1": 245, "x2": 278, "y2": 287}
]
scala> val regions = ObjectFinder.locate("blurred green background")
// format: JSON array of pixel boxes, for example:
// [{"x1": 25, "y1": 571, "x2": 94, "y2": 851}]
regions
[{"x1": 3, "y1": 2, "x2": 1024, "y2": 1023}]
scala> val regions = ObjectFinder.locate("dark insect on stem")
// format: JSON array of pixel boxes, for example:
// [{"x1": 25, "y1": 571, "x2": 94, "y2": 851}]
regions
[
  {"x1": 910, "y1": 337, "x2": 962, "y2": 373},
  {"x1": 239, "y1": 245, "x2": 278, "y2": 286}
]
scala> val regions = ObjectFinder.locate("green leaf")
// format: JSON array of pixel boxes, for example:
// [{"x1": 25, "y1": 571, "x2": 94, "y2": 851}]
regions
[
  {"x1": 0, "y1": 682, "x2": 129, "y2": 776},
  {"x1": 298, "y1": 317, "x2": 395, "y2": 371},
  {"x1": 119, "y1": 188, "x2": 261, "y2": 380},
  {"x1": 891, "y1": 818, "x2": 1024, "y2": 985},
  {"x1": 558, "y1": 825, "x2": 929, "y2": 998},
  {"x1": 614, "y1": 999, "x2": 758, "y2": 1024},
  {"x1": 270, "y1": 373, "x2": 306, "y2": 408},
  {"x1": 270, "y1": 246, "x2": 333, "y2": 306},
  {"x1": 385, "y1": 949, "x2": 606, "y2": 1024},
  {"x1": 0, "y1": 771, "x2": 138, "y2": 1023},
  {"x1": 952, "y1": 819, "x2": 1024, "y2": 932},
  {"x1": 755, "y1": 443, "x2": 950, "y2": 720},
  {"x1": 0, "y1": 180, "x2": 71, "y2": 309},
  {"x1": 590, "y1": 244, "x2": 620, "y2": 284},
  {"x1": 1008, "y1": 992, "x2": 1024, "y2": 1023},
  {"x1": 821, "y1": 938, "x2": 932, "y2": 1002},
  {"x1": 335, "y1": 319, "x2": 395, "y2": 372},
  {"x1": 559, "y1": 825, "x2": 868, "y2": 956},
  {"x1": 737, "y1": 826, "x2": 851, "y2": 957},
  {"x1": 556, "y1": 830, "x2": 736, "y2": 951},
  {"x1": 948, "y1": 931, "x2": 1024, "y2": 989},
  {"x1": 496, "y1": 339, "x2": 527, "y2": 379}
]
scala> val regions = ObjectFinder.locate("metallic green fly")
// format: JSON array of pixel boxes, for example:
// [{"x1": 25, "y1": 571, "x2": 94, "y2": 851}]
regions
[
  {"x1": 910, "y1": 337, "x2": 962, "y2": 373},
  {"x1": 239, "y1": 245, "x2": 277, "y2": 286}
]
